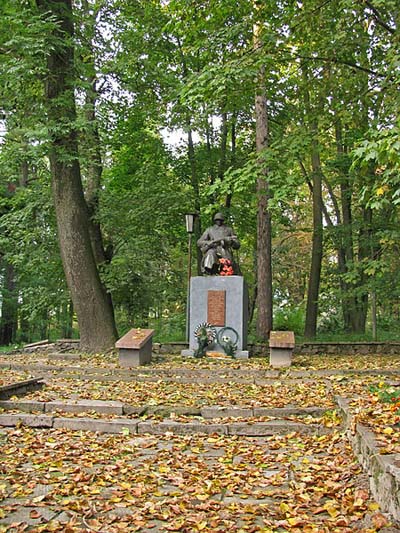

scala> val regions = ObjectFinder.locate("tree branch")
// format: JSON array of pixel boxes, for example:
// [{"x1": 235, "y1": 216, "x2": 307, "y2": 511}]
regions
[
  {"x1": 294, "y1": 53, "x2": 381, "y2": 77},
  {"x1": 363, "y1": 0, "x2": 396, "y2": 35}
]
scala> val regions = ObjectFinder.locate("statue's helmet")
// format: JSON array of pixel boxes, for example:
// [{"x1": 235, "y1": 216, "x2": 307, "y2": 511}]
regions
[{"x1": 213, "y1": 212, "x2": 225, "y2": 222}]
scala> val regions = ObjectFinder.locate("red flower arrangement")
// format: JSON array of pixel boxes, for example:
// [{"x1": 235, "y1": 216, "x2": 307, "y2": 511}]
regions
[{"x1": 218, "y1": 258, "x2": 234, "y2": 276}]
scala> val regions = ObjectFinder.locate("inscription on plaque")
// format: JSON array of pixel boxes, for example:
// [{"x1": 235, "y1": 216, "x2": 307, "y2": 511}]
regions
[{"x1": 207, "y1": 290, "x2": 226, "y2": 327}]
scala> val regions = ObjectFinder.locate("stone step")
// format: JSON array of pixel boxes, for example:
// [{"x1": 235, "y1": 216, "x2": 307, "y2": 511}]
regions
[
  {"x1": 0, "y1": 377, "x2": 44, "y2": 400},
  {"x1": 0, "y1": 413, "x2": 331, "y2": 436},
  {"x1": 0, "y1": 398, "x2": 334, "y2": 419}
]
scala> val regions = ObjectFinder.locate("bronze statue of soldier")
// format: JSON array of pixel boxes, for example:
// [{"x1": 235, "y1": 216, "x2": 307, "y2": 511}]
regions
[{"x1": 197, "y1": 212, "x2": 240, "y2": 275}]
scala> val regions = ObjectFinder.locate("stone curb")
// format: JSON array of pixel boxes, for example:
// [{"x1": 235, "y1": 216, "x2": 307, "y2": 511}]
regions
[
  {"x1": 337, "y1": 396, "x2": 400, "y2": 521},
  {"x1": 0, "y1": 413, "x2": 54, "y2": 427},
  {"x1": 2, "y1": 360, "x2": 400, "y2": 380},
  {"x1": 0, "y1": 413, "x2": 325, "y2": 436},
  {"x1": 53, "y1": 417, "x2": 139, "y2": 434},
  {"x1": 0, "y1": 399, "x2": 333, "y2": 419},
  {"x1": 45, "y1": 399, "x2": 124, "y2": 415},
  {"x1": 0, "y1": 378, "x2": 45, "y2": 400},
  {"x1": 1, "y1": 395, "x2": 398, "y2": 520}
]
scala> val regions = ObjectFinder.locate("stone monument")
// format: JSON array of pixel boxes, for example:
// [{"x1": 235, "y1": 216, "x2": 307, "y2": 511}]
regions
[{"x1": 182, "y1": 212, "x2": 249, "y2": 358}]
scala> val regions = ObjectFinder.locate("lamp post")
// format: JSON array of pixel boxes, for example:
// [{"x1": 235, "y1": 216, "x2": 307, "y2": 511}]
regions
[{"x1": 185, "y1": 213, "x2": 197, "y2": 342}]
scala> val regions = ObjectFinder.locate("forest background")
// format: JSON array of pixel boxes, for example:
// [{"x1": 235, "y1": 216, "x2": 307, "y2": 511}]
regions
[{"x1": 0, "y1": 0, "x2": 399, "y2": 352}]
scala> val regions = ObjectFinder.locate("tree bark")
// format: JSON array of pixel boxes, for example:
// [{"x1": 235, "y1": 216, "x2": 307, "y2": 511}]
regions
[
  {"x1": 254, "y1": 26, "x2": 273, "y2": 339},
  {"x1": 79, "y1": 0, "x2": 112, "y2": 266},
  {"x1": 335, "y1": 118, "x2": 355, "y2": 331},
  {"x1": 304, "y1": 124, "x2": 323, "y2": 339},
  {"x1": 0, "y1": 261, "x2": 17, "y2": 345},
  {"x1": 37, "y1": 0, "x2": 117, "y2": 352},
  {"x1": 301, "y1": 60, "x2": 324, "y2": 339},
  {"x1": 187, "y1": 123, "x2": 203, "y2": 275}
]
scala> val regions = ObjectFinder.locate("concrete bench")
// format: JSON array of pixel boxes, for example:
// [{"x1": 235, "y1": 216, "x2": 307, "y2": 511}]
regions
[
  {"x1": 115, "y1": 328, "x2": 154, "y2": 367},
  {"x1": 269, "y1": 331, "x2": 295, "y2": 368}
]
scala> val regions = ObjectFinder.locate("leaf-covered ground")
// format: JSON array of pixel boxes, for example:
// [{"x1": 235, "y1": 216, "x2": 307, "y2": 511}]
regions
[
  {"x1": 2, "y1": 352, "x2": 400, "y2": 371},
  {"x1": 0, "y1": 370, "x2": 36, "y2": 387},
  {"x1": 0, "y1": 427, "x2": 392, "y2": 532},
  {"x1": 19, "y1": 378, "x2": 334, "y2": 408},
  {"x1": 1, "y1": 352, "x2": 400, "y2": 531}
]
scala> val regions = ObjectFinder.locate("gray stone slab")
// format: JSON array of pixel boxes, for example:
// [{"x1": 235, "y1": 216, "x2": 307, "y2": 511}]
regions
[
  {"x1": 253, "y1": 407, "x2": 329, "y2": 417},
  {"x1": 123, "y1": 405, "x2": 147, "y2": 416},
  {"x1": 45, "y1": 399, "x2": 124, "y2": 415},
  {"x1": 0, "y1": 413, "x2": 53, "y2": 427},
  {"x1": 145, "y1": 405, "x2": 201, "y2": 416},
  {"x1": 0, "y1": 507, "x2": 57, "y2": 525},
  {"x1": 228, "y1": 421, "x2": 316, "y2": 436},
  {"x1": 0, "y1": 400, "x2": 45, "y2": 412},
  {"x1": 201, "y1": 406, "x2": 253, "y2": 419},
  {"x1": 53, "y1": 417, "x2": 139, "y2": 434},
  {"x1": 0, "y1": 378, "x2": 45, "y2": 400},
  {"x1": 186, "y1": 276, "x2": 248, "y2": 352},
  {"x1": 47, "y1": 352, "x2": 81, "y2": 361},
  {"x1": 138, "y1": 421, "x2": 227, "y2": 435},
  {"x1": 269, "y1": 347, "x2": 293, "y2": 368}
]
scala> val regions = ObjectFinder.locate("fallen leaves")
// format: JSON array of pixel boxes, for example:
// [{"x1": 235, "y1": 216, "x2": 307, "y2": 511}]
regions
[
  {"x1": 1, "y1": 352, "x2": 400, "y2": 531},
  {"x1": 0, "y1": 426, "x2": 391, "y2": 532}
]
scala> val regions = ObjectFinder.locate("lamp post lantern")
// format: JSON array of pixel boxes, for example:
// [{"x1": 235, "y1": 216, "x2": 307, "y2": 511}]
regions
[{"x1": 185, "y1": 212, "x2": 197, "y2": 342}]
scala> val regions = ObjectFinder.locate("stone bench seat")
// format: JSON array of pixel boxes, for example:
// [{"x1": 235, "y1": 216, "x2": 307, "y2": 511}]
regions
[
  {"x1": 115, "y1": 328, "x2": 154, "y2": 367},
  {"x1": 269, "y1": 331, "x2": 295, "y2": 368}
]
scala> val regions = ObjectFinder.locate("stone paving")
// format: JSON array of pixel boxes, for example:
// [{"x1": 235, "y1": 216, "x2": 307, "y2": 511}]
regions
[{"x1": 0, "y1": 352, "x2": 400, "y2": 532}]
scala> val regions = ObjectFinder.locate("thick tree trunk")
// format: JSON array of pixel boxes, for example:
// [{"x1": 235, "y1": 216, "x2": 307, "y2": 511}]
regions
[
  {"x1": 37, "y1": 0, "x2": 117, "y2": 352},
  {"x1": 254, "y1": 33, "x2": 273, "y2": 339}
]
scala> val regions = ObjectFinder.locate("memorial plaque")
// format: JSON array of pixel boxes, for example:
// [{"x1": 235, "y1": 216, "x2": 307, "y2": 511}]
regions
[{"x1": 207, "y1": 290, "x2": 226, "y2": 326}]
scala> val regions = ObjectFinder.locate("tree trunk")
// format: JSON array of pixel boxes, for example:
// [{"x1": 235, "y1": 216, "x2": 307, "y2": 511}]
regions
[
  {"x1": 0, "y1": 261, "x2": 18, "y2": 345},
  {"x1": 304, "y1": 128, "x2": 323, "y2": 338},
  {"x1": 225, "y1": 115, "x2": 236, "y2": 209},
  {"x1": 37, "y1": 0, "x2": 117, "y2": 352},
  {"x1": 254, "y1": 26, "x2": 273, "y2": 339},
  {"x1": 217, "y1": 111, "x2": 228, "y2": 181},
  {"x1": 80, "y1": 0, "x2": 112, "y2": 266},
  {"x1": 187, "y1": 123, "x2": 203, "y2": 275}
]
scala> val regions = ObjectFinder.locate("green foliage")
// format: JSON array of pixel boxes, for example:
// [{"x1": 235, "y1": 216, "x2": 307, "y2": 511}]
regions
[
  {"x1": 0, "y1": 0, "x2": 400, "y2": 345},
  {"x1": 273, "y1": 307, "x2": 305, "y2": 336},
  {"x1": 370, "y1": 383, "x2": 400, "y2": 416}
]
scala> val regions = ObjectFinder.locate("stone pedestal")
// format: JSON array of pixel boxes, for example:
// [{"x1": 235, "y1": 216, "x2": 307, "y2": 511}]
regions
[
  {"x1": 269, "y1": 331, "x2": 295, "y2": 368},
  {"x1": 182, "y1": 276, "x2": 249, "y2": 358},
  {"x1": 116, "y1": 329, "x2": 154, "y2": 367}
]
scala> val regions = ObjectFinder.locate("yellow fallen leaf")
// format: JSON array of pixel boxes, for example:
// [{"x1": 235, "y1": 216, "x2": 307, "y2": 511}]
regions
[
  {"x1": 368, "y1": 502, "x2": 380, "y2": 511},
  {"x1": 383, "y1": 427, "x2": 394, "y2": 435},
  {"x1": 280, "y1": 502, "x2": 290, "y2": 514},
  {"x1": 287, "y1": 517, "x2": 304, "y2": 526},
  {"x1": 324, "y1": 501, "x2": 339, "y2": 518}
]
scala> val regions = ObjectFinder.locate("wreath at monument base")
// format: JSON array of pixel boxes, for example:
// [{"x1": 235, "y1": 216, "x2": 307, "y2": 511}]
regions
[
  {"x1": 193, "y1": 323, "x2": 217, "y2": 358},
  {"x1": 217, "y1": 327, "x2": 239, "y2": 358}
]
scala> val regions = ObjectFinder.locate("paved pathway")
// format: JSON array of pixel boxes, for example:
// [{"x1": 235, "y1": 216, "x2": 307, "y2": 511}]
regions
[{"x1": 0, "y1": 353, "x2": 399, "y2": 532}]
